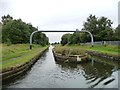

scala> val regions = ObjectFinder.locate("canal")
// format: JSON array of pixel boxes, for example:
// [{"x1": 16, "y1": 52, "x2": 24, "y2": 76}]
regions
[{"x1": 3, "y1": 46, "x2": 120, "y2": 88}]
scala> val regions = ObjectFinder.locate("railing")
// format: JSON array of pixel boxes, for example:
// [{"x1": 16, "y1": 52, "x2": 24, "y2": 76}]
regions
[{"x1": 81, "y1": 41, "x2": 120, "y2": 46}]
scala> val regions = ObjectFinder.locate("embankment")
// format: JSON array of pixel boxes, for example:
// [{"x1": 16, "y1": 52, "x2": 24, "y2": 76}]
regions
[
  {"x1": 53, "y1": 44, "x2": 120, "y2": 62},
  {"x1": 1, "y1": 47, "x2": 48, "y2": 83},
  {"x1": 86, "y1": 50, "x2": 120, "y2": 61}
]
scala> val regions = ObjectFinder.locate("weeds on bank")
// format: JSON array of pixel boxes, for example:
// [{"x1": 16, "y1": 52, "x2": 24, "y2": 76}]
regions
[{"x1": 54, "y1": 44, "x2": 119, "y2": 56}]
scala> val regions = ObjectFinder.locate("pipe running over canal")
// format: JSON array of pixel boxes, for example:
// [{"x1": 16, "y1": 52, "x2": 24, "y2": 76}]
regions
[{"x1": 30, "y1": 29, "x2": 94, "y2": 49}]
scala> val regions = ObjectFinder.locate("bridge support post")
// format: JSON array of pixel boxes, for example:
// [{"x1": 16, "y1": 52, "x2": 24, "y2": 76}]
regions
[
  {"x1": 30, "y1": 45, "x2": 32, "y2": 49},
  {"x1": 76, "y1": 29, "x2": 94, "y2": 47},
  {"x1": 30, "y1": 31, "x2": 39, "y2": 49},
  {"x1": 81, "y1": 30, "x2": 94, "y2": 47}
]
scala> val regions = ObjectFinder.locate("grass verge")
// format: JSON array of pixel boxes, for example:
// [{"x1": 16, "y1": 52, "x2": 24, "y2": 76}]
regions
[
  {"x1": 54, "y1": 44, "x2": 119, "y2": 56},
  {"x1": 1, "y1": 44, "x2": 48, "y2": 70}
]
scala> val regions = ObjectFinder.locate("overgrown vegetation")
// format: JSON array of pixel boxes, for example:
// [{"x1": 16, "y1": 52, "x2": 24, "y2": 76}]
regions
[
  {"x1": 54, "y1": 44, "x2": 119, "y2": 56},
  {"x1": 54, "y1": 44, "x2": 87, "y2": 55},
  {"x1": 1, "y1": 44, "x2": 48, "y2": 70},
  {"x1": 61, "y1": 14, "x2": 120, "y2": 46},
  {"x1": 1, "y1": 14, "x2": 49, "y2": 45}
]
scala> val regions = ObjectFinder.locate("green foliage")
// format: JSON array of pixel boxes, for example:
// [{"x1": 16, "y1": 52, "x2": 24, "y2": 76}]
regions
[
  {"x1": 82, "y1": 14, "x2": 114, "y2": 41},
  {"x1": 2, "y1": 14, "x2": 13, "y2": 25},
  {"x1": 61, "y1": 32, "x2": 81, "y2": 45},
  {"x1": 5, "y1": 38, "x2": 12, "y2": 46},
  {"x1": 2, "y1": 19, "x2": 30, "y2": 44},
  {"x1": 33, "y1": 32, "x2": 49, "y2": 46},
  {"x1": 80, "y1": 32, "x2": 90, "y2": 43},
  {"x1": 0, "y1": 22, "x2": 2, "y2": 44},
  {"x1": 54, "y1": 44, "x2": 119, "y2": 56},
  {"x1": 83, "y1": 14, "x2": 98, "y2": 34},
  {"x1": 69, "y1": 32, "x2": 81, "y2": 44},
  {"x1": 1, "y1": 15, "x2": 49, "y2": 45},
  {"x1": 54, "y1": 44, "x2": 86, "y2": 55},
  {"x1": 69, "y1": 48, "x2": 83, "y2": 55},
  {"x1": 61, "y1": 33, "x2": 71, "y2": 46},
  {"x1": 113, "y1": 24, "x2": 120, "y2": 40},
  {"x1": 61, "y1": 14, "x2": 118, "y2": 45},
  {"x1": 88, "y1": 44, "x2": 119, "y2": 56}
]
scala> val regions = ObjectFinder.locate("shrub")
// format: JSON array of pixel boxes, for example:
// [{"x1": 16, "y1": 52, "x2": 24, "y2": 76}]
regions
[{"x1": 5, "y1": 38, "x2": 12, "y2": 46}]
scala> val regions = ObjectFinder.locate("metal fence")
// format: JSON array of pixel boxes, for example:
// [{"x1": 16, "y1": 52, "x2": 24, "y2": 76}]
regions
[{"x1": 81, "y1": 41, "x2": 120, "y2": 46}]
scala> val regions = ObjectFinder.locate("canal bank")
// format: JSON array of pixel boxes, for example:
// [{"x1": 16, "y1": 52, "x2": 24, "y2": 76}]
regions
[
  {"x1": 53, "y1": 44, "x2": 120, "y2": 62},
  {"x1": 2, "y1": 44, "x2": 49, "y2": 84},
  {"x1": 3, "y1": 46, "x2": 119, "y2": 88},
  {"x1": 86, "y1": 50, "x2": 120, "y2": 61}
]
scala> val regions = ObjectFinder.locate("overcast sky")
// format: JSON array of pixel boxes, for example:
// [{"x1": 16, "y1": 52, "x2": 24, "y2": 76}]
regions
[{"x1": 0, "y1": 0, "x2": 119, "y2": 43}]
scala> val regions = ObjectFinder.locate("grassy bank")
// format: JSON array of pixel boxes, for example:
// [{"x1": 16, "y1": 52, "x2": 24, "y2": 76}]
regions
[
  {"x1": 54, "y1": 44, "x2": 119, "y2": 56},
  {"x1": 1, "y1": 44, "x2": 48, "y2": 70}
]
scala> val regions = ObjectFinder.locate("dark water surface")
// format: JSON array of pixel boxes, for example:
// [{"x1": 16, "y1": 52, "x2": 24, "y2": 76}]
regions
[{"x1": 3, "y1": 46, "x2": 119, "y2": 88}]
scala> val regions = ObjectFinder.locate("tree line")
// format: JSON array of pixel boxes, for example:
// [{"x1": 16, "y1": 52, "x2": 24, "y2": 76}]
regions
[
  {"x1": 1, "y1": 14, "x2": 49, "y2": 46},
  {"x1": 61, "y1": 14, "x2": 120, "y2": 46}
]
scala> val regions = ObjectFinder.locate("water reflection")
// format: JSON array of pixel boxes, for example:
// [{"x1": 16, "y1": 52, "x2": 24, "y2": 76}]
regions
[{"x1": 56, "y1": 57, "x2": 118, "y2": 88}]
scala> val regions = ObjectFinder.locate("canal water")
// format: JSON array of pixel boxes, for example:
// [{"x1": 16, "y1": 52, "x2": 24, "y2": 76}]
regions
[{"x1": 3, "y1": 46, "x2": 120, "y2": 88}]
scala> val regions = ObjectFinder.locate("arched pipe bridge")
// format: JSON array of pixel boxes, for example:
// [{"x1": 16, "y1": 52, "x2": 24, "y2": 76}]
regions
[{"x1": 30, "y1": 29, "x2": 94, "y2": 49}]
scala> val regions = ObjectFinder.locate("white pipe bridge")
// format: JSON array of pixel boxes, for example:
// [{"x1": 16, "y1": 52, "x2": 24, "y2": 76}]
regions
[{"x1": 30, "y1": 29, "x2": 94, "y2": 49}]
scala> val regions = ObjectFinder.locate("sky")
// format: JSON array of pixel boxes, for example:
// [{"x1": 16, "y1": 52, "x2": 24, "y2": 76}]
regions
[{"x1": 0, "y1": 0, "x2": 119, "y2": 43}]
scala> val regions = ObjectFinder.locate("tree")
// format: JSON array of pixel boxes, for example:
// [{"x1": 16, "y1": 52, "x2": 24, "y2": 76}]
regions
[
  {"x1": 83, "y1": 14, "x2": 98, "y2": 34},
  {"x1": 97, "y1": 17, "x2": 113, "y2": 31},
  {"x1": 0, "y1": 22, "x2": 2, "y2": 44},
  {"x1": 69, "y1": 32, "x2": 81, "y2": 44},
  {"x1": 113, "y1": 24, "x2": 120, "y2": 40},
  {"x1": 2, "y1": 19, "x2": 31, "y2": 44},
  {"x1": 82, "y1": 14, "x2": 114, "y2": 41},
  {"x1": 61, "y1": 32, "x2": 81, "y2": 45},
  {"x1": 80, "y1": 32, "x2": 90, "y2": 43},
  {"x1": 2, "y1": 15, "x2": 49, "y2": 45},
  {"x1": 61, "y1": 33, "x2": 71, "y2": 46},
  {"x1": 33, "y1": 32, "x2": 49, "y2": 46},
  {"x1": 2, "y1": 14, "x2": 13, "y2": 25},
  {"x1": 98, "y1": 28, "x2": 114, "y2": 41}
]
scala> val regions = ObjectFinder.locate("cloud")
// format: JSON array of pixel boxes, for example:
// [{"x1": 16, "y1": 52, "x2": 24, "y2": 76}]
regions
[{"x1": 0, "y1": 0, "x2": 119, "y2": 42}]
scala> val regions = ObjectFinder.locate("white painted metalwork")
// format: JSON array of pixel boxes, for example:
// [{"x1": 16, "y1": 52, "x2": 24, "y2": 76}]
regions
[{"x1": 30, "y1": 29, "x2": 94, "y2": 49}]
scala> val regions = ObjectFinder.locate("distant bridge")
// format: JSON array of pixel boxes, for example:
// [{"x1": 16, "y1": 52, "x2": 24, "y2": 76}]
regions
[{"x1": 30, "y1": 29, "x2": 94, "y2": 49}]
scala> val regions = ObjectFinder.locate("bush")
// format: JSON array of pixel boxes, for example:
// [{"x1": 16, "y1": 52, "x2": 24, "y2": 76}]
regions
[
  {"x1": 5, "y1": 38, "x2": 12, "y2": 46},
  {"x1": 69, "y1": 48, "x2": 85, "y2": 55},
  {"x1": 54, "y1": 45, "x2": 86, "y2": 55}
]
